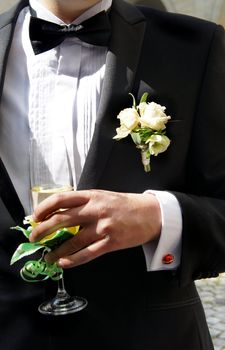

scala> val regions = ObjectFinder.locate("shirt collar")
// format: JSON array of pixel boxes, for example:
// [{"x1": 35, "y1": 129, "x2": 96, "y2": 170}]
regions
[{"x1": 29, "y1": 0, "x2": 112, "y2": 25}]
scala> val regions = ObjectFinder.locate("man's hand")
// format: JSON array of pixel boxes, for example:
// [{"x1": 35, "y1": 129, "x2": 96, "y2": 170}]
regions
[{"x1": 29, "y1": 190, "x2": 162, "y2": 268}]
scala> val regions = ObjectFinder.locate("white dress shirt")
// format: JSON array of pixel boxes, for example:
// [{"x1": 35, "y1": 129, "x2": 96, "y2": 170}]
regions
[{"x1": 0, "y1": 0, "x2": 182, "y2": 271}]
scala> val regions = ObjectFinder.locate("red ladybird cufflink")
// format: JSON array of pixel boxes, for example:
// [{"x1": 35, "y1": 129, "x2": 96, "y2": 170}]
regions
[{"x1": 162, "y1": 254, "x2": 174, "y2": 264}]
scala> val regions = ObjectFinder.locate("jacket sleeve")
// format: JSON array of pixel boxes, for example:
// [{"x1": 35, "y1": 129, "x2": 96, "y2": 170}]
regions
[{"x1": 172, "y1": 24, "x2": 225, "y2": 287}]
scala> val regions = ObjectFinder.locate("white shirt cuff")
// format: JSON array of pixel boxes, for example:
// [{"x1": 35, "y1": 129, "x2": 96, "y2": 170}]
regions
[{"x1": 142, "y1": 190, "x2": 182, "y2": 271}]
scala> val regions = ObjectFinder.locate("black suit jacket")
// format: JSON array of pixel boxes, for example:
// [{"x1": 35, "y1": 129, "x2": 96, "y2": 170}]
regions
[{"x1": 0, "y1": 1, "x2": 225, "y2": 349}]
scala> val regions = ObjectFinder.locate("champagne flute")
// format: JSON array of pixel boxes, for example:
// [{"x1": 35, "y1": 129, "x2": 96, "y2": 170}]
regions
[{"x1": 30, "y1": 137, "x2": 88, "y2": 315}]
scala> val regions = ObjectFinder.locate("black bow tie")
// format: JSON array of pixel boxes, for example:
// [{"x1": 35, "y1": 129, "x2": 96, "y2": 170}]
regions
[{"x1": 29, "y1": 11, "x2": 111, "y2": 55}]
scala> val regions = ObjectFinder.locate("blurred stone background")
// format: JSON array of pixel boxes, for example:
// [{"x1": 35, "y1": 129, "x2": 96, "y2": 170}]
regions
[
  {"x1": 0, "y1": 0, "x2": 17, "y2": 13},
  {"x1": 0, "y1": 0, "x2": 225, "y2": 348},
  {"x1": 1, "y1": 0, "x2": 225, "y2": 26}
]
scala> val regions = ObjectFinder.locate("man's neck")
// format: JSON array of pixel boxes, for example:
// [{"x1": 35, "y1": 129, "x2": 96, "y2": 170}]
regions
[{"x1": 39, "y1": 0, "x2": 102, "y2": 23}]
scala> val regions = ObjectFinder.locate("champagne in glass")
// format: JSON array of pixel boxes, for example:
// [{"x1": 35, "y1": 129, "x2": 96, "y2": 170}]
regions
[{"x1": 30, "y1": 137, "x2": 88, "y2": 315}]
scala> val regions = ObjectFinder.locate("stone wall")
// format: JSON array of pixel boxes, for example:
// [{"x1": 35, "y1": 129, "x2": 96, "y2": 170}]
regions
[
  {"x1": 0, "y1": 0, "x2": 18, "y2": 13},
  {"x1": 162, "y1": 0, "x2": 225, "y2": 25},
  {"x1": 0, "y1": 0, "x2": 225, "y2": 26},
  {"x1": 130, "y1": 0, "x2": 225, "y2": 25}
]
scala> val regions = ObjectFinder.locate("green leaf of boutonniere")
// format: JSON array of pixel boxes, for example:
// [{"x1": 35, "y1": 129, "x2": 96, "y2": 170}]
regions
[
  {"x1": 129, "y1": 93, "x2": 137, "y2": 108},
  {"x1": 140, "y1": 92, "x2": 149, "y2": 104}
]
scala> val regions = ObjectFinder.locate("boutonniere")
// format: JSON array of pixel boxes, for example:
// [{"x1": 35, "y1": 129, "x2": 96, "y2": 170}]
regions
[{"x1": 113, "y1": 93, "x2": 171, "y2": 172}]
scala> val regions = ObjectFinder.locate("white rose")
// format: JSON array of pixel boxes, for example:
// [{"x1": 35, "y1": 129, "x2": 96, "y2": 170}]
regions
[
  {"x1": 138, "y1": 102, "x2": 148, "y2": 116},
  {"x1": 113, "y1": 125, "x2": 131, "y2": 140},
  {"x1": 147, "y1": 134, "x2": 171, "y2": 156},
  {"x1": 140, "y1": 102, "x2": 171, "y2": 130},
  {"x1": 117, "y1": 108, "x2": 140, "y2": 131}
]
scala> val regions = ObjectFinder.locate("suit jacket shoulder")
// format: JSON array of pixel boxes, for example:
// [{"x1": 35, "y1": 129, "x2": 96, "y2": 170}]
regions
[{"x1": 137, "y1": 4, "x2": 221, "y2": 44}]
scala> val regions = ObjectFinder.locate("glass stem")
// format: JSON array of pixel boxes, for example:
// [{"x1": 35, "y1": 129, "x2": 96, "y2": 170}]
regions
[{"x1": 57, "y1": 275, "x2": 69, "y2": 298}]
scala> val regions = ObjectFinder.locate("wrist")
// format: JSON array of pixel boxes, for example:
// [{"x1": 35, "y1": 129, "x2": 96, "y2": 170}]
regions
[{"x1": 142, "y1": 193, "x2": 162, "y2": 241}]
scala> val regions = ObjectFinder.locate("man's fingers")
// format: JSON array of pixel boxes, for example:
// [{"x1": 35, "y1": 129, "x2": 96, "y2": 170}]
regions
[
  {"x1": 56, "y1": 235, "x2": 111, "y2": 268},
  {"x1": 33, "y1": 190, "x2": 90, "y2": 222},
  {"x1": 44, "y1": 226, "x2": 100, "y2": 263},
  {"x1": 30, "y1": 208, "x2": 82, "y2": 242}
]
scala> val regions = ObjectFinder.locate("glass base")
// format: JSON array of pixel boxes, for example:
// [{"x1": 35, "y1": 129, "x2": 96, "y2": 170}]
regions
[{"x1": 38, "y1": 294, "x2": 88, "y2": 316}]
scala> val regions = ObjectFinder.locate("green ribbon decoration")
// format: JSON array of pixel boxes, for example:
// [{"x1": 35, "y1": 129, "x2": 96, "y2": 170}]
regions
[
  {"x1": 10, "y1": 219, "x2": 79, "y2": 282},
  {"x1": 20, "y1": 260, "x2": 63, "y2": 282}
]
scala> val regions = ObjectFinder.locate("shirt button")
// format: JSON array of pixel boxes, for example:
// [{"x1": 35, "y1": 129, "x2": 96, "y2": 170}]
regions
[{"x1": 162, "y1": 254, "x2": 174, "y2": 264}]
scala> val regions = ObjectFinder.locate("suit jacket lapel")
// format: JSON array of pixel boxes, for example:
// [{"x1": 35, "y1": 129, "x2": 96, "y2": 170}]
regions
[
  {"x1": 78, "y1": 0, "x2": 146, "y2": 189},
  {"x1": 0, "y1": 0, "x2": 28, "y2": 223}
]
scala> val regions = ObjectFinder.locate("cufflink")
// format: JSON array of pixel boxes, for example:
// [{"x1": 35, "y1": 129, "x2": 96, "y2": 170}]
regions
[{"x1": 162, "y1": 254, "x2": 174, "y2": 264}]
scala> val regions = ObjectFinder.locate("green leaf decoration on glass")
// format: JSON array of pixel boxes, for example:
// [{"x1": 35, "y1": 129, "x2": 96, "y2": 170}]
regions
[
  {"x1": 10, "y1": 225, "x2": 32, "y2": 239},
  {"x1": 10, "y1": 242, "x2": 46, "y2": 265},
  {"x1": 40, "y1": 228, "x2": 74, "y2": 249},
  {"x1": 10, "y1": 217, "x2": 80, "y2": 282}
]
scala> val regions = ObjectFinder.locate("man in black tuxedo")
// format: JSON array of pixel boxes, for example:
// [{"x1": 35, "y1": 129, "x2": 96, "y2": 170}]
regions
[{"x1": 0, "y1": 0, "x2": 225, "y2": 349}]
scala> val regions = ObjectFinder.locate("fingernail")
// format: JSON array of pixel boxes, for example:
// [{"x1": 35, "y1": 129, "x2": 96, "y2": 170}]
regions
[
  {"x1": 29, "y1": 233, "x2": 35, "y2": 242},
  {"x1": 32, "y1": 213, "x2": 36, "y2": 219},
  {"x1": 57, "y1": 259, "x2": 64, "y2": 267}
]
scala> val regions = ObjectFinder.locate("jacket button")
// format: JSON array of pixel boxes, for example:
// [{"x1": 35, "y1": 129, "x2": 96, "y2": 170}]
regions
[{"x1": 162, "y1": 254, "x2": 174, "y2": 264}]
